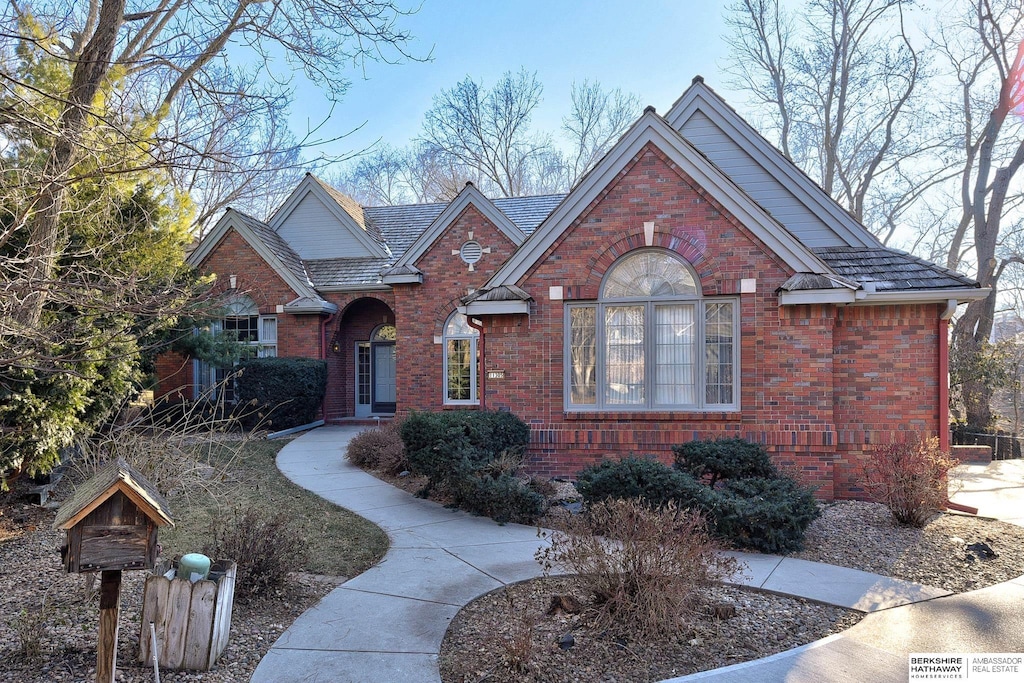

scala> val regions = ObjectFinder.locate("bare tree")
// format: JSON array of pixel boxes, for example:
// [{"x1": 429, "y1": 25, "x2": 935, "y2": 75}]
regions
[
  {"x1": 941, "y1": 0, "x2": 1024, "y2": 427},
  {"x1": 420, "y1": 69, "x2": 554, "y2": 198},
  {"x1": 3, "y1": 0, "x2": 418, "y2": 328},
  {"x1": 0, "y1": 0, "x2": 419, "y2": 474},
  {"x1": 562, "y1": 80, "x2": 641, "y2": 183},
  {"x1": 724, "y1": 0, "x2": 939, "y2": 239}
]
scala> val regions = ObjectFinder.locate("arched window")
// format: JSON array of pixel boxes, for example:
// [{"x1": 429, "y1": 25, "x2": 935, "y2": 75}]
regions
[
  {"x1": 195, "y1": 294, "x2": 277, "y2": 401},
  {"x1": 565, "y1": 249, "x2": 737, "y2": 410},
  {"x1": 444, "y1": 312, "x2": 479, "y2": 404}
]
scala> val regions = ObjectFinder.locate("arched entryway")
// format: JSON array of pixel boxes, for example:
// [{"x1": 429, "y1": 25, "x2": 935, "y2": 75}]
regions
[{"x1": 328, "y1": 298, "x2": 397, "y2": 419}]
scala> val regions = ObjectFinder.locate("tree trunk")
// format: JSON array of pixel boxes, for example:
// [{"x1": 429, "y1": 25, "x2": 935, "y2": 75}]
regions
[{"x1": 19, "y1": 0, "x2": 126, "y2": 327}]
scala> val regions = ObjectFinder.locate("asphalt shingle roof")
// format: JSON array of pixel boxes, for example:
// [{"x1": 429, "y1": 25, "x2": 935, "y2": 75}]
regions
[
  {"x1": 305, "y1": 257, "x2": 393, "y2": 289},
  {"x1": 234, "y1": 183, "x2": 979, "y2": 295},
  {"x1": 236, "y1": 211, "x2": 312, "y2": 287},
  {"x1": 814, "y1": 246, "x2": 978, "y2": 291}
]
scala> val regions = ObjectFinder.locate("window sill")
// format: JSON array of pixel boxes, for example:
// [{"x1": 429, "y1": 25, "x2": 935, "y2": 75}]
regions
[{"x1": 563, "y1": 410, "x2": 741, "y2": 422}]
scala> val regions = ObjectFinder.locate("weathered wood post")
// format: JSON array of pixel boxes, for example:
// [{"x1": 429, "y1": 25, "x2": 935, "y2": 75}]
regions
[{"x1": 53, "y1": 458, "x2": 173, "y2": 683}]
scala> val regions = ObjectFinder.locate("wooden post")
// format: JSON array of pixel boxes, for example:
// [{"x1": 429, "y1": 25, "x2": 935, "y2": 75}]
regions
[{"x1": 97, "y1": 570, "x2": 122, "y2": 683}]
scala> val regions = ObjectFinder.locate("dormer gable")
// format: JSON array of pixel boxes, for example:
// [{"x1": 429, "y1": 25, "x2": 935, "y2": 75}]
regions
[
  {"x1": 665, "y1": 77, "x2": 881, "y2": 249},
  {"x1": 269, "y1": 174, "x2": 390, "y2": 260},
  {"x1": 188, "y1": 209, "x2": 323, "y2": 304},
  {"x1": 382, "y1": 182, "x2": 527, "y2": 285}
]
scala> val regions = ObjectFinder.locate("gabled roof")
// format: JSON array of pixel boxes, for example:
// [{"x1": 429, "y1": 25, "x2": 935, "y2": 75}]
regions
[
  {"x1": 54, "y1": 458, "x2": 173, "y2": 530},
  {"x1": 485, "y1": 107, "x2": 833, "y2": 289},
  {"x1": 384, "y1": 183, "x2": 529, "y2": 284},
  {"x1": 665, "y1": 77, "x2": 881, "y2": 249},
  {"x1": 188, "y1": 209, "x2": 326, "y2": 306},
  {"x1": 269, "y1": 174, "x2": 390, "y2": 259}
]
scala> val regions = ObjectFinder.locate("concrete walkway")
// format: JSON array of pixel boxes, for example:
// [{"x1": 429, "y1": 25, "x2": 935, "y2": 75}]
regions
[
  {"x1": 669, "y1": 458, "x2": 1024, "y2": 683},
  {"x1": 251, "y1": 425, "x2": 985, "y2": 683}
]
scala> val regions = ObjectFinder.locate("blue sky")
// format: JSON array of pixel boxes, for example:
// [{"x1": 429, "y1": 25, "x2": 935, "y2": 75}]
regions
[{"x1": 295, "y1": 1, "x2": 739, "y2": 161}]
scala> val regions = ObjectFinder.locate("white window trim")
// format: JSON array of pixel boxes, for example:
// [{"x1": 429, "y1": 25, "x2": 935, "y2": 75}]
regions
[
  {"x1": 443, "y1": 313, "x2": 479, "y2": 405},
  {"x1": 194, "y1": 312, "x2": 277, "y2": 400},
  {"x1": 563, "y1": 249, "x2": 740, "y2": 412}
]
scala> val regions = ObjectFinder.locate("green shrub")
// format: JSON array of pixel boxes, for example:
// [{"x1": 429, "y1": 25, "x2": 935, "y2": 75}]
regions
[
  {"x1": 576, "y1": 441, "x2": 820, "y2": 553},
  {"x1": 710, "y1": 476, "x2": 822, "y2": 553},
  {"x1": 672, "y1": 438, "x2": 778, "y2": 485},
  {"x1": 457, "y1": 473, "x2": 547, "y2": 524},
  {"x1": 235, "y1": 358, "x2": 327, "y2": 429},
  {"x1": 576, "y1": 456, "x2": 708, "y2": 508},
  {"x1": 346, "y1": 421, "x2": 408, "y2": 474},
  {"x1": 400, "y1": 410, "x2": 540, "y2": 523},
  {"x1": 401, "y1": 409, "x2": 530, "y2": 493}
]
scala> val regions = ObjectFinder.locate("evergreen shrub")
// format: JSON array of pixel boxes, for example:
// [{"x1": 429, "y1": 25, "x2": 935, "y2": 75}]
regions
[{"x1": 235, "y1": 358, "x2": 327, "y2": 429}]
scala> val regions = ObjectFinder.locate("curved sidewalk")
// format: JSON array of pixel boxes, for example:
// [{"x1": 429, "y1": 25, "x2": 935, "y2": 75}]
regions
[{"x1": 253, "y1": 426, "x2": 975, "y2": 683}]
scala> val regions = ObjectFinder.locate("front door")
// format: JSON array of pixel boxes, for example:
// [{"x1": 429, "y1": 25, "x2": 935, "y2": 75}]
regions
[
  {"x1": 371, "y1": 342, "x2": 396, "y2": 413},
  {"x1": 355, "y1": 324, "x2": 397, "y2": 416}
]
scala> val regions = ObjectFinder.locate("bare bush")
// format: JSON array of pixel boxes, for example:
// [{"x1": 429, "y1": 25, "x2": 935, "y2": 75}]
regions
[
  {"x1": 72, "y1": 383, "x2": 263, "y2": 509},
  {"x1": 11, "y1": 595, "x2": 49, "y2": 662},
  {"x1": 492, "y1": 588, "x2": 536, "y2": 674},
  {"x1": 202, "y1": 507, "x2": 306, "y2": 601},
  {"x1": 862, "y1": 437, "x2": 960, "y2": 527},
  {"x1": 345, "y1": 421, "x2": 408, "y2": 474},
  {"x1": 536, "y1": 499, "x2": 738, "y2": 638}
]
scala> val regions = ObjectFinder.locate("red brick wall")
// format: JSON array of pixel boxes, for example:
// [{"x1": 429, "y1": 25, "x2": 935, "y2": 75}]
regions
[
  {"x1": 393, "y1": 204, "x2": 518, "y2": 414},
  {"x1": 465, "y1": 144, "x2": 943, "y2": 499},
  {"x1": 154, "y1": 228, "x2": 324, "y2": 400},
  {"x1": 831, "y1": 303, "x2": 943, "y2": 498}
]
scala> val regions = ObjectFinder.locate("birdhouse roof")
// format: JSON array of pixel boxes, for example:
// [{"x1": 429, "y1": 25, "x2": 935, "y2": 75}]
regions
[{"x1": 53, "y1": 458, "x2": 174, "y2": 530}]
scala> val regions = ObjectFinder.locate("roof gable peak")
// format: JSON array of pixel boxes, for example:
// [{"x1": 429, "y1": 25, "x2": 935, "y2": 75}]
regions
[
  {"x1": 389, "y1": 182, "x2": 528, "y2": 273},
  {"x1": 485, "y1": 105, "x2": 831, "y2": 288},
  {"x1": 665, "y1": 79, "x2": 881, "y2": 249},
  {"x1": 269, "y1": 174, "x2": 389, "y2": 259}
]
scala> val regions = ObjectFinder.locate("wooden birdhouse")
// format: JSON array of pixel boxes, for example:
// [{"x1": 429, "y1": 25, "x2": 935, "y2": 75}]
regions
[{"x1": 53, "y1": 457, "x2": 174, "y2": 573}]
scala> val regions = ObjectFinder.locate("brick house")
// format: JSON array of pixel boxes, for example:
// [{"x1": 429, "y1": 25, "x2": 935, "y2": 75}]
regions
[{"x1": 156, "y1": 78, "x2": 987, "y2": 499}]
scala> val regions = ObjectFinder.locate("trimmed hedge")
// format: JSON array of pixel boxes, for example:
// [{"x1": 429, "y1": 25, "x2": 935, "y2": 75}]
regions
[
  {"x1": 673, "y1": 437, "x2": 779, "y2": 485},
  {"x1": 400, "y1": 409, "x2": 542, "y2": 524},
  {"x1": 576, "y1": 439, "x2": 820, "y2": 553},
  {"x1": 235, "y1": 358, "x2": 327, "y2": 429},
  {"x1": 575, "y1": 456, "x2": 709, "y2": 509},
  {"x1": 400, "y1": 409, "x2": 530, "y2": 491}
]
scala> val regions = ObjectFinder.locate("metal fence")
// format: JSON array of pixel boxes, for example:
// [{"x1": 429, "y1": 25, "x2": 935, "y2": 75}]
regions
[{"x1": 952, "y1": 431, "x2": 1023, "y2": 460}]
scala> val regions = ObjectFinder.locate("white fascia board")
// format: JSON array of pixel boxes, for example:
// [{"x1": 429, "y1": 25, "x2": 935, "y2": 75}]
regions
[
  {"x1": 283, "y1": 299, "x2": 339, "y2": 314},
  {"x1": 852, "y1": 288, "x2": 992, "y2": 306},
  {"x1": 665, "y1": 84, "x2": 881, "y2": 249},
  {"x1": 393, "y1": 184, "x2": 527, "y2": 271},
  {"x1": 268, "y1": 176, "x2": 389, "y2": 258},
  {"x1": 187, "y1": 210, "x2": 319, "y2": 301},
  {"x1": 488, "y1": 112, "x2": 831, "y2": 288},
  {"x1": 317, "y1": 283, "x2": 392, "y2": 293},
  {"x1": 779, "y1": 289, "x2": 858, "y2": 305},
  {"x1": 460, "y1": 300, "x2": 530, "y2": 316},
  {"x1": 381, "y1": 272, "x2": 424, "y2": 285}
]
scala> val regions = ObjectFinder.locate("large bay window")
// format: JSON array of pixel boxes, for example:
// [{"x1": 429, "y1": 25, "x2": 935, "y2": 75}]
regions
[
  {"x1": 566, "y1": 249, "x2": 738, "y2": 411},
  {"x1": 444, "y1": 312, "x2": 479, "y2": 404}
]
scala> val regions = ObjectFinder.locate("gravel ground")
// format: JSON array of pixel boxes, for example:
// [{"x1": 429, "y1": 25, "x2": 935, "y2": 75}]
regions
[
  {"x1": 438, "y1": 501, "x2": 1024, "y2": 683},
  {"x1": 3, "y1": 481, "x2": 1023, "y2": 682},
  {"x1": 0, "y1": 492, "x2": 343, "y2": 683}
]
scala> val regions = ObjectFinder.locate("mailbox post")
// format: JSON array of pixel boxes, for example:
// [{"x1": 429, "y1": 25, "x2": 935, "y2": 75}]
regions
[{"x1": 53, "y1": 458, "x2": 173, "y2": 683}]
